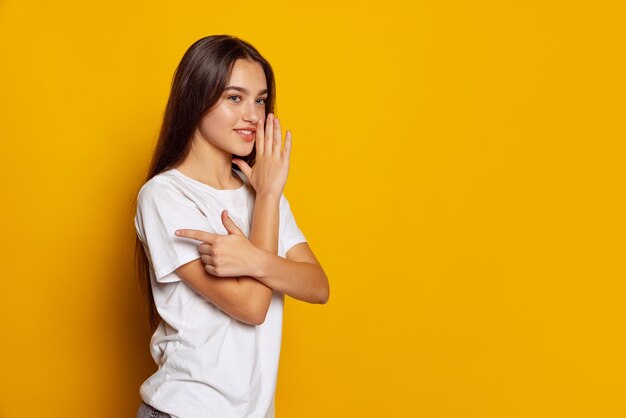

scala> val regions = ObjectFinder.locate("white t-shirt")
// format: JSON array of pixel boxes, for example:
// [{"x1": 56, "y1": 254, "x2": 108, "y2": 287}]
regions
[{"x1": 134, "y1": 167, "x2": 307, "y2": 418}]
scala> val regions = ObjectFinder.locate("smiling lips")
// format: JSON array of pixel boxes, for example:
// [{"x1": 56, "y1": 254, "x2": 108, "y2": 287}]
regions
[{"x1": 234, "y1": 128, "x2": 256, "y2": 142}]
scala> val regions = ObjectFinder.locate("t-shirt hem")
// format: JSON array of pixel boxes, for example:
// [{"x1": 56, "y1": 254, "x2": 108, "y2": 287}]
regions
[
  {"x1": 155, "y1": 251, "x2": 202, "y2": 282},
  {"x1": 283, "y1": 236, "x2": 307, "y2": 255},
  {"x1": 140, "y1": 389, "x2": 179, "y2": 418}
]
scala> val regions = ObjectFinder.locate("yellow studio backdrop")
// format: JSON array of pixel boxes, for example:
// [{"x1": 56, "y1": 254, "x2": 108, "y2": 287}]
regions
[{"x1": 0, "y1": 0, "x2": 624, "y2": 417}]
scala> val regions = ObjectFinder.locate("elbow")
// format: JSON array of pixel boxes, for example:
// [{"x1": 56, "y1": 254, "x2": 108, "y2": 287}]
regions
[
  {"x1": 238, "y1": 308, "x2": 267, "y2": 326},
  {"x1": 247, "y1": 300, "x2": 270, "y2": 326},
  {"x1": 232, "y1": 296, "x2": 269, "y2": 326},
  {"x1": 318, "y1": 279, "x2": 330, "y2": 305},
  {"x1": 250, "y1": 310, "x2": 268, "y2": 326},
  {"x1": 319, "y1": 290, "x2": 329, "y2": 305},
  {"x1": 236, "y1": 277, "x2": 271, "y2": 325}
]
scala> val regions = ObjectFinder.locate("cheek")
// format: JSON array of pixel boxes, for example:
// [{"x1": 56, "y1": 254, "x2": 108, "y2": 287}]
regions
[
  {"x1": 197, "y1": 108, "x2": 233, "y2": 138},
  {"x1": 197, "y1": 117, "x2": 216, "y2": 140}
]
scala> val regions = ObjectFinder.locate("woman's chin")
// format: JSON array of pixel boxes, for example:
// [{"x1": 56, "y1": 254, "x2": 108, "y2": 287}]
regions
[
  {"x1": 233, "y1": 145, "x2": 254, "y2": 158},
  {"x1": 242, "y1": 143, "x2": 255, "y2": 155}
]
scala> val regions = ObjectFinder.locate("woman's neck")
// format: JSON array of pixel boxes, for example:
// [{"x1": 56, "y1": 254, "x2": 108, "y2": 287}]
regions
[{"x1": 173, "y1": 137, "x2": 243, "y2": 190}]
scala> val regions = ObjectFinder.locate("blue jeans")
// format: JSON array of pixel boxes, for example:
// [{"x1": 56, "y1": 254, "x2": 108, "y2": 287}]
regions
[{"x1": 136, "y1": 400, "x2": 172, "y2": 418}]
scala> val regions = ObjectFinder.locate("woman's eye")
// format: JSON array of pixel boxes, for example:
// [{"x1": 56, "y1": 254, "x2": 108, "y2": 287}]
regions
[{"x1": 227, "y1": 95, "x2": 266, "y2": 105}]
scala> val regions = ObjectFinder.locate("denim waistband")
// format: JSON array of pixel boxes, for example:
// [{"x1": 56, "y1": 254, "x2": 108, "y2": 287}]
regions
[{"x1": 136, "y1": 400, "x2": 172, "y2": 418}]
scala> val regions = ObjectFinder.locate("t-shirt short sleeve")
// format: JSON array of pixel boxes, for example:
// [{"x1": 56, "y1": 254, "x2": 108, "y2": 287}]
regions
[
  {"x1": 135, "y1": 179, "x2": 214, "y2": 283},
  {"x1": 280, "y1": 194, "x2": 308, "y2": 255}
]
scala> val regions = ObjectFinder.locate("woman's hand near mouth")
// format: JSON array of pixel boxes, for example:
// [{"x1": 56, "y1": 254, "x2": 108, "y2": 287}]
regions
[{"x1": 232, "y1": 112, "x2": 291, "y2": 199}]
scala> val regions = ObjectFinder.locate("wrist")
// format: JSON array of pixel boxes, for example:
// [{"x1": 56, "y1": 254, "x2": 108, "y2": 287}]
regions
[
  {"x1": 255, "y1": 190, "x2": 282, "y2": 201},
  {"x1": 253, "y1": 247, "x2": 272, "y2": 279}
]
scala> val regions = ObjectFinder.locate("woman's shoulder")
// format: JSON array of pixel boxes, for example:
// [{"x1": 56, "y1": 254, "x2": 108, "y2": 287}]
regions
[
  {"x1": 137, "y1": 170, "x2": 195, "y2": 207},
  {"x1": 137, "y1": 169, "x2": 171, "y2": 195}
]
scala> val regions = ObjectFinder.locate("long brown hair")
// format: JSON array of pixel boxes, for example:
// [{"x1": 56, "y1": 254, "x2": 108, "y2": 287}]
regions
[{"x1": 134, "y1": 35, "x2": 277, "y2": 331}]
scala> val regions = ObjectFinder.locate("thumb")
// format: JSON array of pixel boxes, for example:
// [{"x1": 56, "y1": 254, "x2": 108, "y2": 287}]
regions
[
  {"x1": 221, "y1": 210, "x2": 243, "y2": 236},
  {"x1": 232, "y1": 159, "x2": 252, "y2": 180}
]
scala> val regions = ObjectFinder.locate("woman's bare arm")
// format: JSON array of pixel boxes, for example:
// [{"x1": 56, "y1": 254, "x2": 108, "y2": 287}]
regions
[
  {"x1": 252, "y1": 242, "x2": 329, "y2": 304},
  {"x1": 175, "y1": 193, "x2": 280, "y2": 325}
]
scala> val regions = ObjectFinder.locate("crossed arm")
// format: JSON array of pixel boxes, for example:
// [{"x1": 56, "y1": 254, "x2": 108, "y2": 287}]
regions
[{"x1": 175, "y1": 193, "x2": 329, "y2": 326}]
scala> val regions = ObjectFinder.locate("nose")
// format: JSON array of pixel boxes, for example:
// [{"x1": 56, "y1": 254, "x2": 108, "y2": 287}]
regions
[{"x1": 242, "y1": 99, "x2": 261, "y2": 124}]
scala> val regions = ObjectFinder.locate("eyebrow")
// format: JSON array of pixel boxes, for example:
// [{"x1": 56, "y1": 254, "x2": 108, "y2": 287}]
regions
[{"x1": 224, "y1": 86, "x2": 268, "y2": 95}]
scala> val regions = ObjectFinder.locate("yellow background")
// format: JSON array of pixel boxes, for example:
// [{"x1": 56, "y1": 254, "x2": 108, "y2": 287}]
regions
[{"x1": 1, "y1": 0, "x2": 625, "y2": 417}]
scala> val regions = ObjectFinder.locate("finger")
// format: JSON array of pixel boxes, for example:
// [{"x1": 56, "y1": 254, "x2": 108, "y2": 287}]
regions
[
  {"x1": 256, "y1": 118, "x2": 264, "y2": 155},
  {"x1": 198, "y1": 243, "x2": 212, "y2": 255},
  {"x1": 201, "y1": 254, "x2": 214, "y2": 266},
  {"x1": 265, "y1": 113, "x2": 274, "y2": 154},
  {"x1": 273, "y1": 117, "x2": 282, "y2": 156},
  {"x1": 175, "y1": 229, "x2": 218, "y2": 243},
  {"x1": 221, "y1": 210, "x2": 243, "y2": 236},
  {"x1": 282, "y1": 130, "x2": 292, "y2": 161},
  {"x1": 232, "y1": 158, "x2": 252, "y2": 179}
]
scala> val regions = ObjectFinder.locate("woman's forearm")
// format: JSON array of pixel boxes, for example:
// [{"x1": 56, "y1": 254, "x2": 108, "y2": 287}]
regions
[
  {"x1": 248, "y1": 192, "x2": 280, "y2": 254},
  {"x1": 254, "y1": 251, "x2": 329, "y2": 304},
  {"x1": 237, "y1": 193, "x2": 281, "y2": 317}
]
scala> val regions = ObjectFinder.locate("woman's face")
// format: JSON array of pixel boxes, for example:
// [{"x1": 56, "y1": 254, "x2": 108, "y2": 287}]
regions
[{"x1": 195, "y1": 58, "x2": 268, "y2": 157}]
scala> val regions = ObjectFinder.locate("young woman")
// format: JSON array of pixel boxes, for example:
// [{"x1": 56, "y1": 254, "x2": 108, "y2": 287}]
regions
[{"x1": 133, "y1": 35, "x2": 330, "y2": 418}]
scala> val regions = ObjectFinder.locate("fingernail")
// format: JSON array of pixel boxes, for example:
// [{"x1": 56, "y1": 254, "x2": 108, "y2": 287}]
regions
[{"x1": 175, "y1": 230, "x2": 180, "y2": 236}]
